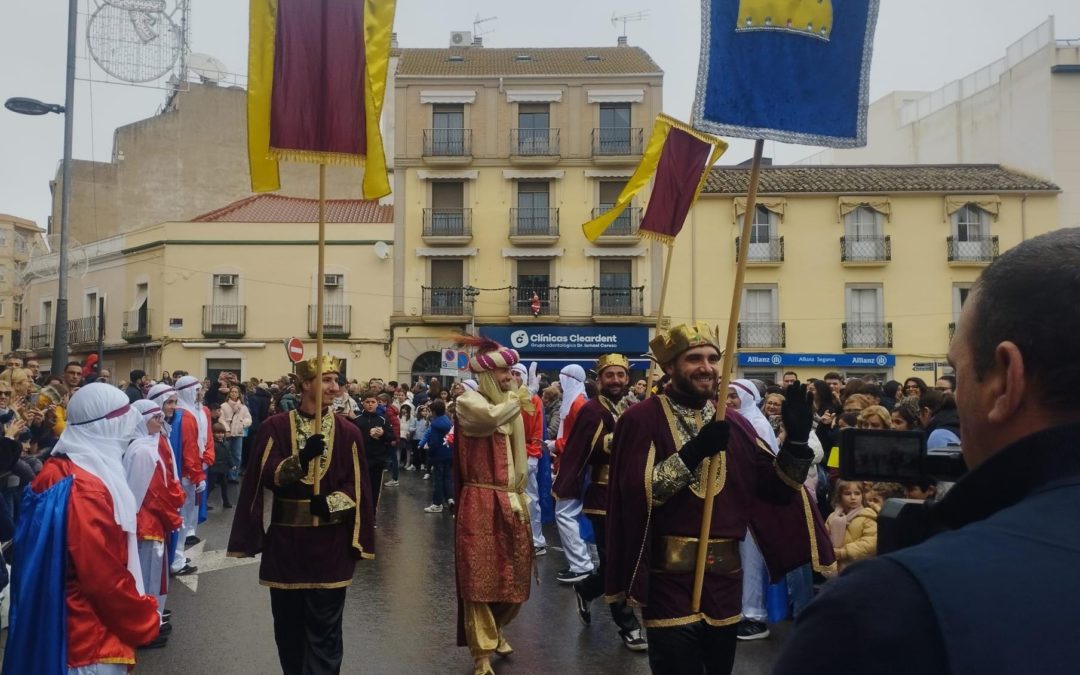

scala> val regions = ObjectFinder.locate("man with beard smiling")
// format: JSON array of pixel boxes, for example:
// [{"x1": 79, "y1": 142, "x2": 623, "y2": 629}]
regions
[
  {"x1": 605, "y1": 323, "x2": 835, "y2": 674},
  {"x1": 553, "y1": 354, "x2": 646, "y2": 651}
]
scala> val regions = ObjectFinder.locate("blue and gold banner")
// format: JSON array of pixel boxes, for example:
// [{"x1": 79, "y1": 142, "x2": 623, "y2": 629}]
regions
[{"x1": 692, "y1": 0, "x2": 880, "y2": 148}]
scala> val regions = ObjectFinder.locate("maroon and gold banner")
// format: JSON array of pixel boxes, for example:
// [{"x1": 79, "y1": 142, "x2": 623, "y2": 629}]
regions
[
  {"x1": 583, "y1": 114, "x2": 726, "y2": 244},
  {"x1": 248, "y1": 0, "x2": 395, "y2": 199}
]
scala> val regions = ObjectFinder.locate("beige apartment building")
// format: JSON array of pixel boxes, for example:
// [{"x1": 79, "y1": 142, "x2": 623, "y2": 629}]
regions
[
  {"x1": 20, "y1": 195, "x2": 393, "y2": 381},
  {"x1": 389, "y1": 41, "x2": 666, "y2": 382},
  {"x1": 0, "y1": 214, "x2": 46, "y2": 355}
]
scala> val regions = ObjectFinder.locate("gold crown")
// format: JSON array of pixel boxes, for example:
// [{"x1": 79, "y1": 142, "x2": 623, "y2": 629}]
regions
[
  {"x1": 295, "y1": 355, "x2": 342, "y2": 380},
  {"x1": 736, "y1": 0, "x2": 834, "y2": 40},
  {"x1": 650, "y1": 322, "x2": 721, "y2": 365},
  {"x1": 595, "y1": 353, "x2": 630, "y2": 374}
]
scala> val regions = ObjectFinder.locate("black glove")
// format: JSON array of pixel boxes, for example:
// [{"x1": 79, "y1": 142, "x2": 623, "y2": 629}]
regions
[
  {"x1": 310, "y1": 494, "x2": 331, "y2": 519},
  {"x1": 298, "y1": 434, "x2": 326, "y2": 469},
  {"x1": 677, "y1": 420, "x2": 730, "y2": 471},
  {"x1": 781, "y1": 382, "x2": 813, "y2": 445}
]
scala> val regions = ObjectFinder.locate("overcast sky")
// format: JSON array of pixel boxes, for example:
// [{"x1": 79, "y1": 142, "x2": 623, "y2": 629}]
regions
[{"x1": 2, "y1": 0, "x2": 1079, "y2": 232}]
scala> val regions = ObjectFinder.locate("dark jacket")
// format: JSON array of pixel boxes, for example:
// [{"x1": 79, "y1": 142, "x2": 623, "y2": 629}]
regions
[
  {"x1": 775, "y1": 422, "x2": 1080, "y2": 675},
  {"x1": 125, "y1": 384, "x2": 143, "y2": 403},
  {"x1": 423, "y1": 415, "x2": 453, "y2": 461},
  {"x1": 248, "y1": 388, "x2": 273, "y2": 429},
  {"x1": 354, "y1": 410, "x2": 395, "y2": 463},
  {"x1": 209, "y1": 438, "x2": 232, "y2": 474}
]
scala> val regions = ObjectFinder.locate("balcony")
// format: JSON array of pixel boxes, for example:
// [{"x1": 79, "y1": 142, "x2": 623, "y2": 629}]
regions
[
  {"x1": 308, "y1": 305, "x2": 351, "y2": 338},
  {"x1": 202, "y1": 305, "x2": 246, "y2": 338},
  {"x1": 737, "y1": 322, "x2": 786, "y2": 349},
  {"x1": 422, "y1": 208, "x2": 472, "y2": 245},
  {"x1": 509, "y1": 128, "x2": 560, "y2": 164},
  {"x1": 422, "y1": 287, "x2": 471, "y2": 319},
  {"x1": 736, "y1": 236, "x2": 785, "y2": 265},
  {"x1": 422, "y1": 129, "x2": 472, "y2": 166},
  {"x1": 592, "y1": 286, "x2": 645, "y2": 318},
  {"x1": 842, "y1": 322, "x2": 893, "y2": 350},
  {"x1": 947, "y1": 235, "x2": 999, "y2": 265},
  {"x1": 28, "y1": 323, "x2": 52, "y2": 351},
  {"x1": 841, "y1": 235, "x2": 891, "y2": 264},
  {"x1": 591, "y1": 207, "x2": 642, "y2": 245},
  {"x1": 508, "y1": 287, "x2": 560, "y2": 318},
  {"x1": 591, "y1": 127, "x2": 644, "y2": 163},
  {"x1": 122, "y1": 308, "x2": 152, "y2": 343},
  {"x1": 67, "y1": 317, "x2": 99, "y2": 347},
  {"x1": 509, "y1": 208, "x2": 559, "y2": 245}
]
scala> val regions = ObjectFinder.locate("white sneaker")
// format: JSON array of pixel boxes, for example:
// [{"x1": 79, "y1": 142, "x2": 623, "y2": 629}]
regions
[
  {"x1": 423, "y1": 504, "x2": 443, "y2": 513},
  {"x1": 384, "y1": 480, "x2": 399, "y2": 487},
  {"x1": 405, "y1": 464, "x2": 416, "y2": 471},
  {"x1": 423, "y1": 473, "x2": 431, "y2": 480}
]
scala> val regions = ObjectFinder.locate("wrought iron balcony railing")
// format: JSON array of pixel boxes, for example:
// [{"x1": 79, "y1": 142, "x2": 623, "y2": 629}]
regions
[
  {"x1": 308, "y1": 305, "x2": 351, "y2": 338},
  {"x1": 423, "y1": 128, "x2": 472, "y2": 157},
  {"x1": 592, "y1": 286, "x2": 645, "y2": 316},
  {"x1": 202, "y1": 305, "x2": 246, "y2": 338},
  {"x1": 510, "y1": 128, "x2": 560, "y2": 156},
  {"x1": 736, "y1": 236, "x2": 785, "y2": 263},
  {"x1": 841, "y1": 235, "x2": 892, "y2": 262},
  {"x1": 591, "y1": 127, "x2": 644, "y2": 156},
  {"x1": 67, "y1": 317, "x2": 98, "y2": 346},
  {"x1": 737, "y1": 322, "x2": 786, "y2": 349},
  {"x1": 509, "y1": 208, "x2": 559, "y2": 237},
  {"x1": 28, "y1": 323, "x2": 52, "y2": 350},
  {"x1": 947, "y1": 235, "x2": 999, "y2": 263},
  {"x1": 591, "y1": 206, "x2": 643, "y2": 237},
  {"x1": 422, "y1": 287, "x2": 469, "y2": 316},
  {"x1": 122, "y1": 308, "x2": 151, "y2": 342},
  {"x1": 842, "y1": 322, "x2": 894, "y2": 349},
  {"x1": 422, "y1": 208, "x2": 472, "y2": 237},
  {"x1": 508, "y1": 287, "x2": 559, "y2": 317}
]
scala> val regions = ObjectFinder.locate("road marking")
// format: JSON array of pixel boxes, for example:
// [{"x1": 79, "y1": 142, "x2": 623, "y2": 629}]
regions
[{"x1": 175, "y1": 541, "x2": 260, "y2": 593}]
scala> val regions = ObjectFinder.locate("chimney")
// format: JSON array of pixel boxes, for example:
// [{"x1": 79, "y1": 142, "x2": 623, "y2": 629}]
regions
[
  {"x1": 617, "y1": 35, "x2": 628, "y2": 46},
  {"x1": 472, "y1": 36, "x2": 483, "y2": 47},
  {"x1": 391, "y1": 32, "x2": 399, "y2": 49}
]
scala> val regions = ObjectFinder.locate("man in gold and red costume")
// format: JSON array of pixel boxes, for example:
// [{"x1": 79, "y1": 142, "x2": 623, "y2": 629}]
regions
[
  {"x1": 228, "y1": 355, "x2": 375, "y2": 675},
  {"x1": 452, "y1": 337, "x2": 534, "y2": 675},
  {"x1": 605, "y1": 323, "x2": 835, "y2": 674}
]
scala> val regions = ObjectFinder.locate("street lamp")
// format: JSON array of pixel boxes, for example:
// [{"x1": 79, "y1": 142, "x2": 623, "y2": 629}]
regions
[{"x1": 3, "y1": 0, "x2": 78, "y2": 375}]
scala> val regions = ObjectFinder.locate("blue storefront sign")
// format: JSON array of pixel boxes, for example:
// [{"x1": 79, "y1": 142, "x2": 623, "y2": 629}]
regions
[
  {"x1": 738, "y1": 353, "x2": 896, "y2": 369},
  {"x1": 478, "y1": 325, "x2": 652, "y2": 371}
]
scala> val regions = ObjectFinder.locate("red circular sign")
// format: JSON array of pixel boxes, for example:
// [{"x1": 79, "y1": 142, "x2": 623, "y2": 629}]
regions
[{"x1": 286, "y1": 337, "x2": 305, "y2": 363}]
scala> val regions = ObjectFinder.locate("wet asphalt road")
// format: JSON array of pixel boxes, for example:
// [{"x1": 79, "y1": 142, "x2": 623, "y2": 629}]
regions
[{"x1": 138, "y1": 470, "x2": 787, "y2": 674}]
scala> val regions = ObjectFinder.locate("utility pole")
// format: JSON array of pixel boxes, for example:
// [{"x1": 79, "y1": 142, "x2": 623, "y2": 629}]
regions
[{"x1": 53, "y1": 0, "x2": 79, "y2": 374}]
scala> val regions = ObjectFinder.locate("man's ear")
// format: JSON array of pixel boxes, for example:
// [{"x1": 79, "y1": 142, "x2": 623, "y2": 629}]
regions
[{"x1": 986, "y1": 341, "x2": 1027, "y2": 424}]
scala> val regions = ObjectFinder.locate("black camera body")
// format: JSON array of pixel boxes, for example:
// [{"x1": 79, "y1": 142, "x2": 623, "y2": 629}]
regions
[{"x1": 836, "y1": 428, "x2": 968, "y2": 553}]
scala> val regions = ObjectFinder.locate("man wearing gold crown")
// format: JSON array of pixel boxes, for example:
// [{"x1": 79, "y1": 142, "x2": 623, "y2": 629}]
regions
[
  {"x1": 605, "y1": 322, "x2": 835, "y2": 674},
  {"x1": 227, "y1": 355, "x2": 375, "y2": 675},
  {"x1": 553, "y1": 353, "x2": 647, "y2": 650},
  {"x1": 451, "y1": 336, "x2": 534, "y2": 675}
]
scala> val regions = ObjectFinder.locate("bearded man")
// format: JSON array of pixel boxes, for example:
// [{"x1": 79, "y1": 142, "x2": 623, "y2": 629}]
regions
[{"x1": 605, "y1": 323, "x2": 835, "y2": 674}]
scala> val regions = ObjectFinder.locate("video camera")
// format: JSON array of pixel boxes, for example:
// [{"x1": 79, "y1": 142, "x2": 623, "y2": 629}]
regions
[{"x1": 837, "y1": 428, "x2": 967, "y2": 553}]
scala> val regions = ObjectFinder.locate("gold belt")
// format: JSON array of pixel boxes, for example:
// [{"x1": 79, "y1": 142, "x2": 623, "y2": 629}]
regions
[
  {"x1": 463, "y1": 480, "x2": 524, "y2": 494},
  {"x1": 593, "y1": 465, "x2": 610, "y2": 485},
  {"x1": 652, "y1": 536, "x2": 740, "y2": 575},
  {"x1": 271, "y1": 498, "x2": 335, "y2": 528}
]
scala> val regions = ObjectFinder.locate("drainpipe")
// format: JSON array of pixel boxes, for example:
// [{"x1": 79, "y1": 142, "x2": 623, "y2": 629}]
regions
[{"x1": 1020, "y1": 193, "x2": 1028, "y2": 241}]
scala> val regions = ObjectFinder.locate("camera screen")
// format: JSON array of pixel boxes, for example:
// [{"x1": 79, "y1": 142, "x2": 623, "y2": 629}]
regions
[{"x1": 840, "y1": 430, "x2": 924, "y2": 482}]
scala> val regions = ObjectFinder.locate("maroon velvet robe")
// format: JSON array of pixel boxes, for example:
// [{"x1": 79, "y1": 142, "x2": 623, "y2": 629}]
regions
[
  {"x1": 228, "y1": 411, "x2": 375, "y2": 588},
  {"x1": 552, "y1": 396, "x2": 617, "y2": 515},
  {"x1": 605, "y1": 392, "x2": 834, "y2": 627}
]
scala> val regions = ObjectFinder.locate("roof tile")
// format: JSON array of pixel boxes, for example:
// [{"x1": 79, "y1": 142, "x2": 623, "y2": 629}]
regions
[
  {"x1": 703, "y1": 165, "x2": 1059, "y2": 195},
  {"x1": 394, "y1": 46, "x2": 662, "y2": 77},
  {"x1": 192, "y1": 195, "x2": 393, "y2": 223}
]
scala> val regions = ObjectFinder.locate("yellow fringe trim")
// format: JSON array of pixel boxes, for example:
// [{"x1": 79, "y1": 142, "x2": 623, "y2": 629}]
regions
[
  {"x1": 637, "y1": 228, "x2": 675, "y2": 245},
  {"x1": 268, "y1": 147, "x2": 369, "y2": 168}
]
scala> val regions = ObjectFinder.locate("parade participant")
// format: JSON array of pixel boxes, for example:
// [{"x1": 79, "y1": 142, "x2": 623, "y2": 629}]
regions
[
  {"x1": 124, "y1": 399, "x2": 185, "y2": 645},
  {"x1": 511, "y1": 363, "x2": 546, "y2": 555},
  {"x1": 174, "y1": 375, "x2": 214, "y2": 548},
  {"x1": 148, "y1": 382, "x2": 196, "y2": 576},
  {"x1": 605, "y1": 323, "x2": 834, "y2": 675},
  {"x1": 451, "y1": 337, "x2": 533, "y2": 675},
  {"x1": 228, "y1": 355, "x2": 375, "y2": 675},
  {"x1": 553, "y1": 353, "x2": 646, "y2": 651},
  {"x1": 4, "y1": 383, "x2": 160, "y2": 674},
  {"x1": 547, "y1": 364, "x2": 595, "y2": 584}
]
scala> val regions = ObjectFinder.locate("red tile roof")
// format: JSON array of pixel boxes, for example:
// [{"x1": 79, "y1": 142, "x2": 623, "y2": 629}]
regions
[{"x1": 192, "y1": 195, "x2": 393, "y2": 223}]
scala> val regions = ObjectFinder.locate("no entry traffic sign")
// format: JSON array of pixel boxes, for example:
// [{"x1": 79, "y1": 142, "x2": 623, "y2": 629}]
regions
[{"x1": 286, "y1": 337, "x2": 305, "y2": 363}]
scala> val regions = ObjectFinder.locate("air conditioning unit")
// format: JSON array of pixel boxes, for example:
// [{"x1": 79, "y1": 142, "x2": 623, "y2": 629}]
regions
[
  {"x1": 324, "y1": 274, "x2": 343, "y2": 288},
  {"x1": 215, "y1": 274, "x2": 237, "y2": 287},
  {"x1": 449, "y1": 31, "x2": 472, "y2": 47}
]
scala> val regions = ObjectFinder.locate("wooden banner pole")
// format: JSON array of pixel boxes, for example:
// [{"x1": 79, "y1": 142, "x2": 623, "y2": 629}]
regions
[
  {"x1": 645, "y1": 242, "x2": 676, "y2": 398},
  {"x1": 313, "y1": 163, "x2": 327, "y2": 498},
  {"x1": 691, "y1": 138, "x2": 765, "y2": 612}
]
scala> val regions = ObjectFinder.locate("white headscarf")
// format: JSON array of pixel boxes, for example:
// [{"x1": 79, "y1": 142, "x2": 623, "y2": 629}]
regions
[
  {"x1": 462, "y1": 379, "x2": 479, "y2": 392},
  {"x1": 557, "y1": 364, "x2": 587, "y2": 438},
  {"x1": 175, "y1": 375, "x2": 207, "y2": 458},
  {"x1": 730, "y1": 379, "x2": 780, "y2": 455},
  {"x1": 147, "y1": 384, "x2": 180, "y2": 480},
  {"x1": 54, "y1": 383, "x2": 145, "y2": 594},
  {"x1": 125, "y1": 400, "x2": 168, "y2": 510}
]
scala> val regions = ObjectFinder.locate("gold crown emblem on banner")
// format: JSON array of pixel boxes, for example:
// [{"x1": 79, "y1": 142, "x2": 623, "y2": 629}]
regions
[
  {"x1": 295, "y1": 355, "x2": 342, "y2": 380},
  {"x1": 595, "y1": 353, "x2": 631, "y2": 374},
  {"x1": 736, "y1": 0, "x2": 834, "y2": 40},
  {"x1": 650, "y1": 322, "x2": 721, "y2": 365}
]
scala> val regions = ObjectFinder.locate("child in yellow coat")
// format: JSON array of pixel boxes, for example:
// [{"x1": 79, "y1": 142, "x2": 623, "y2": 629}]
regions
[{"x1": 826, "y1": 480, "x2": 878, "y2": 571}]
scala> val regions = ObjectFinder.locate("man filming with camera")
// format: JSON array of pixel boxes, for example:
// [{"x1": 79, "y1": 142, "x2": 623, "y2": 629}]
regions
[{"x1": 775, "y1": 228, "x2": 1080, "y2": 675}]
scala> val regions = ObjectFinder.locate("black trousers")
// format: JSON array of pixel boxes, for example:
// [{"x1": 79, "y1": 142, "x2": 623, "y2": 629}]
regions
[
  {"x1": 207, "y1": 472, "x2": 231, "y2": 506},
  {"x1": 646, "y1": 622, "x2": 738, "y2": 675},
  {"x1": 269, "y1": 587, "x2": 348, "y2": 675},
  {"x1": 577, "y1": 515, "x2": 641, "y2": 633}
]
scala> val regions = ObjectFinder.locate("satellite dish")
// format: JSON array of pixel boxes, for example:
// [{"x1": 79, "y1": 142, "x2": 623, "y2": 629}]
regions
[
  {"x1": 86, "y1": 0, "x2": 183, "y2": 83},
  {"x1": 188, "y1": 53, "x2": 228, "y2": 84},
  {"x1": 23, "y1": 233, "x2": 89, "y2": 284},
  {"x1": 373, "y1": 241, "x2": 390, "y2": 260}
]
